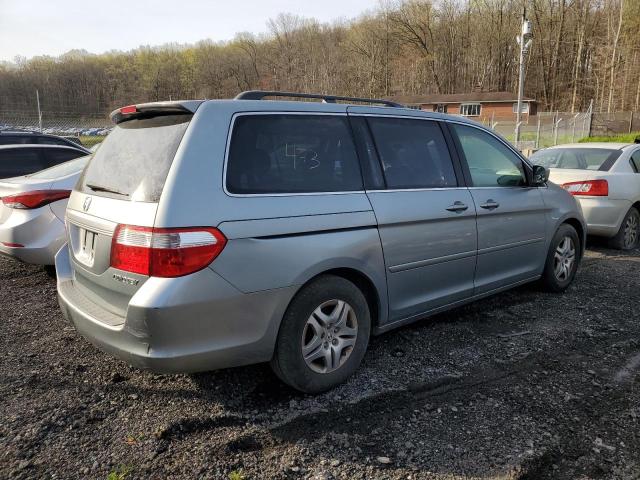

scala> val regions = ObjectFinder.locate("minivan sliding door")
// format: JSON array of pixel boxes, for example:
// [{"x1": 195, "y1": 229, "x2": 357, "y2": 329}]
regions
[{"x1": 353, "y1": 115, "x2": 477, "y2": 324}]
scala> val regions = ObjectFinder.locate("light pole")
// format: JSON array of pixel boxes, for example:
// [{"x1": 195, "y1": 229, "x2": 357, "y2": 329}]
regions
[{"x1": 514, "y1": 10, "x2": 533, "y2": 149}]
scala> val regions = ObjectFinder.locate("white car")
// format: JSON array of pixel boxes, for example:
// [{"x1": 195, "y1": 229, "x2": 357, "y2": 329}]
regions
[
  {"x1": 531, "y1": 143, "x2": 640, "y2": 250},
  {"x1": 0, "y1": 155, "x2": 90, "y2": 265}
]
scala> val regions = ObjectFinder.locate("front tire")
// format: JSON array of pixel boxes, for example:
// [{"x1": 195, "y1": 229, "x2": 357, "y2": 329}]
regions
[
  {"x1": 541, "y1": 224, "x2": 580, "y2": 292},
  {"x1": 609, "y1": 207, "x2": 639, "y2": 251},
  {"x1": 271, "y1": 275, "x2": 371, "y2": 394}
]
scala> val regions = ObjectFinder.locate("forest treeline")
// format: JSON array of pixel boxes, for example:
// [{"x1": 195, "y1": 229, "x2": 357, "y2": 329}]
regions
[{"x1": 0, "y1": 0, "x2": 638, "y2": 116}]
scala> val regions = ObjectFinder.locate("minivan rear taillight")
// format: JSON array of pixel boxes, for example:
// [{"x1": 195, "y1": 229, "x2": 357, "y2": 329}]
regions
[
  {"x1": 561, "y1": 179, "x2": 608, "y2": 196},
  {"x1": 110, "y1": 225, "x2": 227, "y2": 278},
  {"x1": 1, "y1": 190, "x2": 71, "y2": 209}
]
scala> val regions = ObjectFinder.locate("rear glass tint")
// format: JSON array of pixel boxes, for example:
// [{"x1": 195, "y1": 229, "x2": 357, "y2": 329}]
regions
[
  {"x1": 30, "y1": 155, "x2": 90, "y2": 179},
  {"x1": 0, "y1": 148, "x2": 46, "y2": 178},
  {"x1": 226, "y1": 115, "x2": 363, "y2": 194},
  {"x1": 79, "y1": 114, "x2": 191, "y2": 201},
  {"x1": 530, "y1": 148, "x2": 622, "y2": 171},
  {"x1": 367, "y1": 117, "x2": 457, "y2": 189},
  {"x1": 38, "y1": 136, "x2": 73, "y2": 146},
  {"x1": 43, "y1": 148, "x2": 86, "y2": 168},
  {"x1": 0, "y1": 135, "x2": 33, "y2": 145}
]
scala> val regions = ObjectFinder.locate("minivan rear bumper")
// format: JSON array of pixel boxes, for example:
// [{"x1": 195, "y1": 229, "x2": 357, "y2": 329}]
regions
[{"x1": 55, "y1": 244, "x2": 295, "y2": 373}]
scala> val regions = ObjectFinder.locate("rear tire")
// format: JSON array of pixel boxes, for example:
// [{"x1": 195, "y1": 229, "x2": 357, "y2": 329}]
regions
[
  {"x1": 541, "y1": 224, "x2": 580, "y2": 293},
  {"x1": 609, "y1": 207, "x2": 639, "y2": 251},
  {"x1": 271, "y1": 275, "x2": 370, "y2": 394}
]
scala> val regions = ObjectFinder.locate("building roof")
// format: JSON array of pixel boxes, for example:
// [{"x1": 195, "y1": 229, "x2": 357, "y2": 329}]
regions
[{"x1": 387, "y1": 91, "x2": 535, "y2": 105}]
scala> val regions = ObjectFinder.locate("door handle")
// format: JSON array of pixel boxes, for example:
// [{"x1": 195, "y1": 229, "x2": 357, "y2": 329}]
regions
[
  {"x1": 446, "y1": 201, "x2": 469, "y2": 213},
  {"x1": 480, "y1": 200, "x2": 500, "y2": 210}
]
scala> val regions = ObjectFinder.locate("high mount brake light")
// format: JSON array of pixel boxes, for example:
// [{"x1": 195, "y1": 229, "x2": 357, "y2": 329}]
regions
[
  {"x1": 110, "y1": 225, "x2": 227, "y2": 278},
  {"x1": 561, "y1": 179, "x2": 608, "y2": 196},
  {"x1": 1, "y1": 190, "x2": 71, "y2": 209},
  {"x1": 120, "y1": 105, "x2": 137, "y2": 114}
]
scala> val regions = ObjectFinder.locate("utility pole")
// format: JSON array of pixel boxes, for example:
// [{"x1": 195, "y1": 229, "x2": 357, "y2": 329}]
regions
[
  {"x1": 36, "y1": 89, "x2": 43, "y2": 132},
  {"x1": 514, "y1": 8, "x2": 533, "y2": 148}
]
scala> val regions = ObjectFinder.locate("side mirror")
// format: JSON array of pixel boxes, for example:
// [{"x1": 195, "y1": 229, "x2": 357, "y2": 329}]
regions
[{"x1": 532, "y1": 165, "x2": 549, "y2": 186}]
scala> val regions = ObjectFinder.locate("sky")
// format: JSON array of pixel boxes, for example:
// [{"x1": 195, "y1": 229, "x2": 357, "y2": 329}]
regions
[{"x1": 0, "y1": 0, "x2": 378, "y2": 62}]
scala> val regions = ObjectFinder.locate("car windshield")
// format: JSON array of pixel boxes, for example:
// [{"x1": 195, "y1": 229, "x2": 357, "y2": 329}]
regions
[
  {"x1": 530, "y1": 147, "x2": 622, "y2": 171},
  {"x1": 29, "y1": 155, "x2": 91, "y2": 179}
]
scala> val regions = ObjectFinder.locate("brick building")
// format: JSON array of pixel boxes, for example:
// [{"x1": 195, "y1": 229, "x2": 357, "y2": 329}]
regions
[{"x1": 387, "y1": 91, "x2": 537, "y2": 121}]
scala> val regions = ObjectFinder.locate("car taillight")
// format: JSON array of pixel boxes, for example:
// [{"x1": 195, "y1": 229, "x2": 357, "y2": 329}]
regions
[
  {"x1": 110, "y1": 225, "x2": 227, "y2": 278},
  {"x1": 1, "y1": 242, "x2": 24, "y2": 248},
  {"x1": 1, "y1": 190, "x2": 71, "y2": 209},
  {"x1": 562, "y1": 179, "x2": 608, "y2": 196}
]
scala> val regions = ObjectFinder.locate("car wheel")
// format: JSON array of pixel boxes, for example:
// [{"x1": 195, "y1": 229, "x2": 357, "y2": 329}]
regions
[
  {"x1": 541, "y1": 224, "x2": 580, "y2": 293},
  {"x1": 271, "y1": 275, "x2": 371, "y2": 394},
  {"x1": 609, "y1": 207, "x2": 639, "y2": 251}
]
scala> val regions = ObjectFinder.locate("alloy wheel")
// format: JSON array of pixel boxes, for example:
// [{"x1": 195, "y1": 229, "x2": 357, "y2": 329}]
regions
[
  {"x1": 301, "y1": 299, "x2": 358, "y2": 374},
  {"x1": 623, "y1": 213, "x2": 638, "y2": 249},
  {"x1": 554, "y1": 236, "x2": 576, "y2": 282}
]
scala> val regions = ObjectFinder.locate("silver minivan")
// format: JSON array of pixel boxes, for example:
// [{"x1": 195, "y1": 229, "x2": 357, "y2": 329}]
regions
[{"x1": 56, "y1": 92, "x2": 585, "y2": 393}]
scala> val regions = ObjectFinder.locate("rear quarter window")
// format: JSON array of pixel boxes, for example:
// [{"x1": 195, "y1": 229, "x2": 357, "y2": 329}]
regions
[
  {"x1": 631, "y1": 151, "x2": 640, "y2": 173},
  {"x1": 226, "y1": 114, "x2": 363, "y2": 194}
]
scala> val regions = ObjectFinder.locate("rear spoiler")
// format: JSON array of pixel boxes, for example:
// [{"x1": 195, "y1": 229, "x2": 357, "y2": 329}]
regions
[{"x1": 110, "y1": 101, "x2": 203, "y2": 124}]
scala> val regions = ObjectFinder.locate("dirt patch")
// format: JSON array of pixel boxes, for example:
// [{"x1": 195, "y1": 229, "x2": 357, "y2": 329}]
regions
[{"x1": 1, "y1": 244, "x2": 639, "y2": 479}]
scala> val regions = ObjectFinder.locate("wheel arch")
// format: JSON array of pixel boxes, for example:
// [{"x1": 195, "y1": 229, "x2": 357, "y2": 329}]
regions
[
  {"x1": 562, "y1": 217, "x2": 585, "y2": 258},
  {"x1": 286, "y1": 267, "x2": 385, "y2": 331}
]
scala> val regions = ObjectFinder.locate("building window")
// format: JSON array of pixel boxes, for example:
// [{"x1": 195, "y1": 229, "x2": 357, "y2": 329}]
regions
[
  {"x1": 460, "y1": 103, "x2": 481, "y2": 116},
  {"x1": 512, "y1": 102, "x2": 530, "y2": 114},
  {"x1": 433, "y1": 104, "x2": 448, "y2": 113},
  {"x1": 406, "y1": 105, "x2": 421, "y2": 110}
]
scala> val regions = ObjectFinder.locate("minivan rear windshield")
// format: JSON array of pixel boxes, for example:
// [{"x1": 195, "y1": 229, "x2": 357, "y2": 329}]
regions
[
  {"x1": 78, "y1": 114, "x2": 191, "y2": 202},
  {"x1": 530, "y1": 148, "x2": 622, "y2": 171}
]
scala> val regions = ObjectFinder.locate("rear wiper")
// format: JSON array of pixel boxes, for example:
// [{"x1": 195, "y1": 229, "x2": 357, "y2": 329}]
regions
[{"x1": 85, "y1": 183, "x2": 129, "y2": 197}]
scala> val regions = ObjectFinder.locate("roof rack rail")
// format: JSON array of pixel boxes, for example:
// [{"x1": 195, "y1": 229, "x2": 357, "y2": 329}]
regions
[{"x1": 234, "y1": 90, "x2": 402, "y2": 108}]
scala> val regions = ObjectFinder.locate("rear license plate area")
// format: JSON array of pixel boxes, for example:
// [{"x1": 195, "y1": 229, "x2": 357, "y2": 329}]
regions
[{"x1": 76, "y1": 228, "x2": 97, "y2": 266}]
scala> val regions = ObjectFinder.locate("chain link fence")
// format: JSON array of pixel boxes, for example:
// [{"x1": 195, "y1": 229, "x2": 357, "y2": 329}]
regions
[
  {"x1": 482, "y1": 112, "x2": 592, "y2": 151},
  {"x1": 0, "y1": 110, "x2": 112, "y2": 147}
]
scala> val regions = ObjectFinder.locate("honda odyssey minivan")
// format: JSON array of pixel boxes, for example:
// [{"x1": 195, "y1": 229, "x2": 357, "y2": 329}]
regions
[{"x1": 56, "y1": 91, "x2": 585, "y2": 393}]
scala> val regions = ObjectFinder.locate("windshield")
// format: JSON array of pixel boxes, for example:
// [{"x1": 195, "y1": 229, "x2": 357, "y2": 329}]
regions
[
  {"x1": 530, "y1": 148, "x2": 621, "y2": 171},
  {"x1": 29, "y1": 155, "x2": 91, "y2": 179},
  {"x1": 78, "y1": 114, "x2": 191, "y2": 202}
]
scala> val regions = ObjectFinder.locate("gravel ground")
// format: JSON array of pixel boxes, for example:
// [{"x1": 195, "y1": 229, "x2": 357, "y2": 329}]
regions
[{"x1": 1, "y1": 242, "x2": 639, "y2": 480}]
